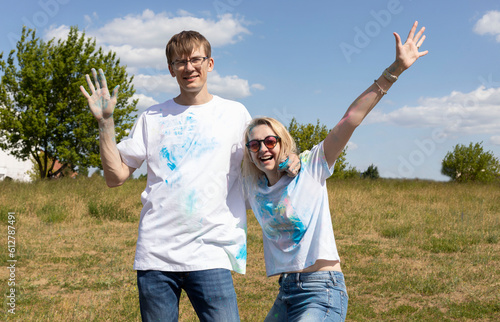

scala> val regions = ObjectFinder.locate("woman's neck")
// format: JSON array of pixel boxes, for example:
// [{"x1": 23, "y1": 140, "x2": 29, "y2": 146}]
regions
[{"x1": 265, "y1": 170, "x2": 283, "y2": 186}]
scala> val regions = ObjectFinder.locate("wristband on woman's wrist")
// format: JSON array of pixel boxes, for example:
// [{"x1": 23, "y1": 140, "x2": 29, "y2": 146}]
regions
[
  {"x1": 383, "y1": 68, "x2": 398, "y2": 83},
  {"x1": 373, "y1": 80, "x2": 387, "y2": 95}
]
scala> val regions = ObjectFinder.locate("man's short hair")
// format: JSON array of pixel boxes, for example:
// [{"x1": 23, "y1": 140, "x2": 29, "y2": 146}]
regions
[{"x1": 166, "y1": 31, "x2": 212, "y2": 65}]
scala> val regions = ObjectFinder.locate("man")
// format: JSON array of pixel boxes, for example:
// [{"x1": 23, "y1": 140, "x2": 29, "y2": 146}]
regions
[{"x1": 80, "y1": 30, "x2": 299, "y2": 321}]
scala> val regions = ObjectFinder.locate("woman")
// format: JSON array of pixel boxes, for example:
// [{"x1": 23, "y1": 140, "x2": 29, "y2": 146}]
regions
[{"x1": 242, "y1": 22, "x2": 428, "y2": 321}]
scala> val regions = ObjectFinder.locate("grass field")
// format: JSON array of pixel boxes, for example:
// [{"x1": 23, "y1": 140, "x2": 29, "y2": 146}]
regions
[{"x1": 0, "y1": 177, "x2": 499, "y2": 321}]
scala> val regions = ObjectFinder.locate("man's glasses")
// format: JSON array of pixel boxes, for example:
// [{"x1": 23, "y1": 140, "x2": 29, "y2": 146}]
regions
[
  {"x1": 246, "y1": 136, "x2": 280, "y2": 153},
  {"x1": 171, "y1": 57, "x2": 209, "y2": 71}
]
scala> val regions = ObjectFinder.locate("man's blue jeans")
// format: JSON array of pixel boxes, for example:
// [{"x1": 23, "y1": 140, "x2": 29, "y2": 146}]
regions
[
  {"x1": 137, "y1": 269, "x2": 240, "y2": 322},
  {"x1": 264, "y1": 271, "x2": 348, "y2": 322}
]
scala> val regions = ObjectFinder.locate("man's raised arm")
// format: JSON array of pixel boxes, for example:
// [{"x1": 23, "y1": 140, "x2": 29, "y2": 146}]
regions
[{"x1": 80, "y1": 68, "x2": 135, "y2": 187}]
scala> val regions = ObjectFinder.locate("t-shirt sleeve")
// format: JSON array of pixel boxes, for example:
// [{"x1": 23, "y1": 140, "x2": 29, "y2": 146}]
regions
[
  {"x1": 240, "y1": 106, "x2": 252, "y2": 150},
  {"x1": 300, "y1": 141, "x2": 335, "y2": 183},
  {"x1": 117, "y1": 113, "x2": 147, "y2": 169},
  {"x1": 228, "y1": 103, "x2": 252, "y2": 194}
]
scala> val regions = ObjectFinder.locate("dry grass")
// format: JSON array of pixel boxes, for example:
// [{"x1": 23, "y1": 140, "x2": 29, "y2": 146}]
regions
[
  {"x1": 0, "y1": 177, "x2": 499, "y2": 321},
  {"x1": 328, "y1": 179, "x2": 500, "y2": 321}
]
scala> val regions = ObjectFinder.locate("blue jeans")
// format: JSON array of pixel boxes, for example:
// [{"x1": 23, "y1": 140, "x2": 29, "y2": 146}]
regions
[
  {"x1": 137, "y1": 269, "x2": 240, "y2": 322},
  {"x1": 265, "y1": 271, "x2": 348, "y2": 322}
]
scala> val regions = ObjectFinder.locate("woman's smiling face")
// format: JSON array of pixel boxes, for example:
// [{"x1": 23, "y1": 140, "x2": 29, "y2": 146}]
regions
[{"x1": 247, "y1": 124, "x2": 281, "y2": 180}]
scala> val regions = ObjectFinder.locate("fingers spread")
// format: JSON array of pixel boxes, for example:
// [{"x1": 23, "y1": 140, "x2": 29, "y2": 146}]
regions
[
  {"x1": 99, "y1": 69, "x2": 108, "y2": 89},
  {"x1": 92, "y1": 68, "x2": 100, "y2": 90},
  {"x1": 85, "y1": 74, "x2": 96, "y2": 94},
  {"x1": 419, "y1": 50, "x2": 429, "y2": 57},
  {"x1": 407, "y1": 21, "x2": 419, "y2": 40},
  {"x1": 393, "y1": 32, "x2": 402, "y2": 46},
  {"x1": 416, "y1": 35, "x2": 426, "y2": 49},
  {"x1": 79, "y1": 85, "x2": 90, "y2": 99},
  {"x1": 111, "y1": 85, "x2": 120, "y2": 100},
  {"x1": 413, "y1": 26, "x2": 426, "y2": 43}
]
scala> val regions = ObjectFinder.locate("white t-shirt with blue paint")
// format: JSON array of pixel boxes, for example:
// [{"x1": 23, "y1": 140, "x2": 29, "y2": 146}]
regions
[
  {"x1": 117, "y1": 95, "x2": 251, "y2": 274},
  {"x1": 247, "y1": 141, "x2": 340, "y2": 276}
]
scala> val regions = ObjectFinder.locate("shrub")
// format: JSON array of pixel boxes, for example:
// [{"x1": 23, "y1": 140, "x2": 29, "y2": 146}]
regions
[{"x1": 441, "y1": 142, "x2": 500, "y2": 183}]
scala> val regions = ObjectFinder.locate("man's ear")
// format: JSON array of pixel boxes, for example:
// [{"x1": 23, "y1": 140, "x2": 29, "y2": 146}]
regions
[
  {"x1": 168, "y1": 64, "x2": 176, "y2": 77},
  {"x1": 207, "y1": 57, "x2": 214, "y2": 72}
]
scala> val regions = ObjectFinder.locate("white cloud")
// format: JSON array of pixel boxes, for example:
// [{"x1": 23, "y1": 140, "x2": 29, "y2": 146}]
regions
[
  {"x1": 44, "y1": 24, "x2": 71, "y2": 41},
  {"x1": 44, "y1": 10, "x2": 255, "y2": 100},
  {"x1": 473, "y1": 10, "x2": 500, "y2": 42},
  {"x1": 45, "y1": 11, "x2": 249, "y2": 68},
  {"x1": 131, "y1": 93, "x2": 160, "y2": 113},
  {"x1": 104, "y1": 44, "x2": 167, "y2": 70},
  {"x1": 84, "y1": 15, "x2": 92, "y2": 25},
  {"x1": 84, "y1": 12, "x2": 99, "y2": 26},
  {"x1": 133, "y1": 73, "x2": 179, "y2": 95},
  {"x1": 346, "y1": 141, "x2": 358, "y2": 151},
  {"x1": 177, "y1": 9, "x2": 194, "y2": 17},
  {"x1": 491, "y1": 135, "x2": 500, "y2": 145},
  {"x1": 208, "y1": 70, "x2": 252, "y2": 99},
  {"x1": 251, "y1": 83, "x2": 265, "y2": 90},
  {"x1": 89, "y1": 10, "x2": 248, "y2": 48},
  {"x1": 365, "y1": 86, "x2": 500, "y2": 135}
]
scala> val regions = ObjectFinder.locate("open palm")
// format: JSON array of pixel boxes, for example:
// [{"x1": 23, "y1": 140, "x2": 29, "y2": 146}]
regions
[
  {"x1": 394, "y1": 21, "x2": 428, "y2": 70},
  {"x1": 80, "y1": 68, "x2": 119, "y2": 122}
]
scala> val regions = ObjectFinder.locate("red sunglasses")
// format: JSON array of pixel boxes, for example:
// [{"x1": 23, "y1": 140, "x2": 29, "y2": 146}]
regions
[{"x1": 246, "y1": 136, "x2": 280, "y2": 153}]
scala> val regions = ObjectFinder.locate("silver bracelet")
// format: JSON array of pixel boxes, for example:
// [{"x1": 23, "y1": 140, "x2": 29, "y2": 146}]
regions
[
  {"x1": 383, "y1": 68, "x2": 398, "y2": 83},
  {"x1": 374, "y1": 80, "x2": 387, "y2": 95}
]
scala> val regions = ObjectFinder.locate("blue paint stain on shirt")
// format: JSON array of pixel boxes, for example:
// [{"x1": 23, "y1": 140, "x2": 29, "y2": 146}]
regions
[
  {"x1": 257, "y1": 194, "x2": 307, "y2": 248},
  {"x1": 158, "y1": 112, "x2": 219, "y2": 183},
  {"x1": 236, "y1": 244, "x2": 247, "y2": 261},
  {"x1": 185, "y1": 190, "x2": 198, "y2": 215},
  {"x1": 160, "y1": 147, "x2": 177, "y2": 170}
]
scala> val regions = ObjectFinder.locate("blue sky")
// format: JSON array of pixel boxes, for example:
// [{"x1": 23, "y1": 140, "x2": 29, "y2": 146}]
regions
[{"x1": 2, "y1": 0, "x2": 500, "y2": 181}]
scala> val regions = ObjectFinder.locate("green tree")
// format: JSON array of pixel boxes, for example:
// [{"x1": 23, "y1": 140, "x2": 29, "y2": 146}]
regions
[
  {"x1": 287, "y1": 117, "x2": 357, "y2": 178},
  {"x1": 362, "y1": 164, "x2": 380, "y2": 179},
  {"x1": 288, "y1": 117, "x2": 329, "y2": 153},
  {"x1": 0, "y1": 26, "x2": 137, "y2": 180},
  {"x1": 441, "y1": 142, "x2": 500, "y2": 183}
]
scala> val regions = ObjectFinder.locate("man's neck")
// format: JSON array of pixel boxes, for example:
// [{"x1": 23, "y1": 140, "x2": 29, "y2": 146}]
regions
[{"x1": 174, "y1": 90, "x2": 213, "y2": 106}]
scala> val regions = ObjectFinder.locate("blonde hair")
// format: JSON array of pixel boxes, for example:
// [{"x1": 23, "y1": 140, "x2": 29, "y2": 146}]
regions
[
  {"x1": 166, "y1": 30, "x2": 211, "y2": 65},
  {"x1": 242, "y1": 117, "x2": 297, "y2": 192}
]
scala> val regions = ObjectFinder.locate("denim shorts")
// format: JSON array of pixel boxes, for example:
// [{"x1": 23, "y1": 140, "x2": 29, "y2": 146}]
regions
[{"x1": 265, "y1": 271, "x2": 348, "y2": 322}]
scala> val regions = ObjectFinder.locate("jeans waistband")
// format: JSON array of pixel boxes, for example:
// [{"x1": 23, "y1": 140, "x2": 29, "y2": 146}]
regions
[{"x1": 279, "y1": 270, "x2": 344, "y2": 283}]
